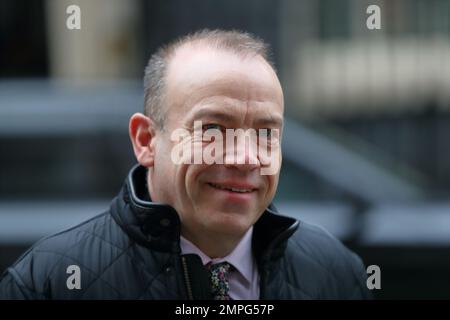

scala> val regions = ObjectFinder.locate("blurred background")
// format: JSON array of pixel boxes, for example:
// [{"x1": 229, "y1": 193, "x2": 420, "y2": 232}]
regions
[{"x1": 1, "y1": 0, "x2": 449, "y2": 299}]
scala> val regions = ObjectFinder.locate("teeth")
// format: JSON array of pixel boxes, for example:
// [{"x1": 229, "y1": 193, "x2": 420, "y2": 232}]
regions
[
  {"x1": 209, "y1": 183, "x2": 252, "y2": 193},
  {"x1": 230, "y1": 188, "x2": 249, "y2": 193}
]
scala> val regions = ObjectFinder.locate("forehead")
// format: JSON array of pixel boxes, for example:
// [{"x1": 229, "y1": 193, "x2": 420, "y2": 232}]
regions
[{"x1": 164, "y1": 44, "x2": 284, "y2": 115}]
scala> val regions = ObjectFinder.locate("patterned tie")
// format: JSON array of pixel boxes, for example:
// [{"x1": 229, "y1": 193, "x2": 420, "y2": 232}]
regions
[{"x1": 207, "y1": 262, "x2": 233, "y2": 300}]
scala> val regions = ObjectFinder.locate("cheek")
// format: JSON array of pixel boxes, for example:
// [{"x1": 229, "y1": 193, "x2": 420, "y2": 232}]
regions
[
  {"x1": 151, "y1": 141, "x2": 183, "y2": 199},
  {"x1": 264, "y1": 174, "x2": 279, "y2": 200},
  {"x1": 183, "y1": 165, "x2": 209, "y2": 200},
  {"x1": 154, "y1": 144, "x2": 172, "y2": 178}
]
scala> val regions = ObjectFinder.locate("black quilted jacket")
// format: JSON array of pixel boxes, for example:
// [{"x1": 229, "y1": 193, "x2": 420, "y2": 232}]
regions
[{"x1": 0, "y1": 165, "x2": 371, "y2": 299}]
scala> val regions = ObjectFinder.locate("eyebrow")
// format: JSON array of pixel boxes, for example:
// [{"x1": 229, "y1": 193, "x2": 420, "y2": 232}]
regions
[{"x1": 188, "y1": 108, "x2": 283, "y2": 128}]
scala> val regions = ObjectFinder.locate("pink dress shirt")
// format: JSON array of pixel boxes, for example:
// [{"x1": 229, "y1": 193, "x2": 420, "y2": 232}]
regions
[{"x1": 180, "y1": 226, "x2": 260, "y2": 300}]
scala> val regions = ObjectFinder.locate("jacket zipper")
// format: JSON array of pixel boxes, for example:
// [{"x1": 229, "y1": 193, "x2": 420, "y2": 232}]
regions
[{"x1": 181, "y1": 256, "x2": 194, "y2": 300}]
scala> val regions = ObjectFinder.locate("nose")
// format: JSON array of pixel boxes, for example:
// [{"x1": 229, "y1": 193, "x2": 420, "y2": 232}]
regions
[{"x1": 223, "y1": 131, "x2": 260, "y2": 172}]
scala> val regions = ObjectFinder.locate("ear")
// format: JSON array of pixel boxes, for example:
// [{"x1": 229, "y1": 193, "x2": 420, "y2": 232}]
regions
[{"x1": 129, "y1": 113, "x2": 157, "y2": 167}]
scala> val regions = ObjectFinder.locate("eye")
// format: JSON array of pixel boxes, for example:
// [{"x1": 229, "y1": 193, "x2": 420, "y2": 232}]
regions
[
  {"x1": 258, "y1": 128, "x2": 272, "y2": 138},
  {"x1": 202, "y1": 123, "x2": 224, "y2": 132}
]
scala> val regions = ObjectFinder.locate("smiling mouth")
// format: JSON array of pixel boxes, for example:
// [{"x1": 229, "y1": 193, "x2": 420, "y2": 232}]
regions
[{"x1": 207, "y1": 182, "x2": 256, "y2": 193}]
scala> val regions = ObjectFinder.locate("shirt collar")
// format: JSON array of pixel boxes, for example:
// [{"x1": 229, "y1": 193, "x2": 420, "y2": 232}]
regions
[{"x1": 180, "y1": 227, "x2": 255, "y2": 284}]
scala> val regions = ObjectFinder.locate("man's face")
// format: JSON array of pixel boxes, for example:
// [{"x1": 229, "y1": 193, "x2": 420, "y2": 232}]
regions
[{"x1": 148, "y1": 45, "x2": 284, "y2": 241}]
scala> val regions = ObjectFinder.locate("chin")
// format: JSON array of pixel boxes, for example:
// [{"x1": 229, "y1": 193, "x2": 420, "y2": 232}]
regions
[{"x1": 206, "y1": 212, "x2": 256, "y2": 236}]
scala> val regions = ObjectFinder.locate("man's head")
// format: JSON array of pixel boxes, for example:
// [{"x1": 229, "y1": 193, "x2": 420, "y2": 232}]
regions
[{"x1": 129, "y1": 29, "x2": 284, "y2": 254}]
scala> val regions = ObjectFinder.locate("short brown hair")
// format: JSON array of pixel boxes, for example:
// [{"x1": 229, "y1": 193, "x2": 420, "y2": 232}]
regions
[{"x1": 143, "y1": 29, "x2": 275, "y2": 129}]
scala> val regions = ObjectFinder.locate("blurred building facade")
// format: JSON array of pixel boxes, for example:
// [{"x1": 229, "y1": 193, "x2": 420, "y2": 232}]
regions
[{"x1": 1, "y1": 0, "x2": 450, "y2": 298}]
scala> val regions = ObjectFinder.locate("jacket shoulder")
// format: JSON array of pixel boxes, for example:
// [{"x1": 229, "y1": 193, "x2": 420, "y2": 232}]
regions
[
  {"x1": 0, "y1": 211, "x2": 130, "y2": 299},
  {"x1": 284, "y1": 220, "x2": 371, "y2": 299}
]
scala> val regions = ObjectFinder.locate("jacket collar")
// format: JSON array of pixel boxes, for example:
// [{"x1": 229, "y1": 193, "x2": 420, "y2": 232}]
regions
[{"x1": 111, "y1": 164, "x2": 299, "y2": 258}]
